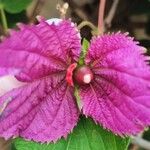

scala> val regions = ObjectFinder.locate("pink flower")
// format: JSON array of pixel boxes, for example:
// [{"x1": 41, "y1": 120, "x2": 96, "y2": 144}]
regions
[{"x1": 0, "y1": 18, "x2": 150, "y2": 143}]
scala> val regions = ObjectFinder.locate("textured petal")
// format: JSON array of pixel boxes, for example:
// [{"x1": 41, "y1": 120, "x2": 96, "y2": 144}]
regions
[
  {"x1": 0, "y1": 73, "x2": 79, "y2": 142},
  {"x1": 0, "y1": 49, "x2": 65, "y2": 82},
  {"x1": 0, "y1": 19, "x2": 81, "y2": 81},
  {"x1": 81, "y1": 33, "x2": 150, "y2": 136}
]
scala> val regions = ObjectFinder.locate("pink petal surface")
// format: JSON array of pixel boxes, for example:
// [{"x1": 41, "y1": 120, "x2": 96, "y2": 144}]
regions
[
  {"x1": 80, "y1": 33, "x2": 150, "y2": 136},
  {"x1": 0, "y1": 19, "x2": 81, "y2": 142},
  {"x1": 0, "y1": 74, "x2": 79, "y2": 142},
  {"x1": 0, "y1": 19, "x2": 81, "y2": 81}
]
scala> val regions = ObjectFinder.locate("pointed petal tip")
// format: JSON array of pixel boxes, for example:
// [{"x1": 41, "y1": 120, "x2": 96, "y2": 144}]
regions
[
  {"x1": 141, "y1": 46, "x2": 147, "y2": 53},
  {"x1": 12, "y1": 135, "x2": 18, "y2": 139},
  {"x1": 0, "y1": 36, "x2": 6, "y2": 41},
  {"x1": 36, "y1": 15, "x2": 45, "y2": 22},
  {"x1": 7, "y1": 29, "x2": 16, "y2": 36},
  {"x1": 16, "y1": 23, "x2": 25, "y2": 30},
  {"x1": 124, "y1": 32, "x2": 129, "y2": 36}
]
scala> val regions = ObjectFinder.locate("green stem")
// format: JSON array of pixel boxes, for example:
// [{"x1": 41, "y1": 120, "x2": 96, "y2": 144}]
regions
[
  {"x1": 0, "y1": 5, "x2": 8, "y2": 34},
  {"x1": 98, "y1": 0, "x2": 106, "y2": 34},
  {"x1": 74, "y1": 86, "x2": 82, "y2": 110}
]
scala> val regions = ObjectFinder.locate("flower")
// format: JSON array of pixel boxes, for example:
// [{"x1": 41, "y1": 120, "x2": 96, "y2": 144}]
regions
[{"x1": 0, "y1": 17, "x2": 150, "y2": 143}]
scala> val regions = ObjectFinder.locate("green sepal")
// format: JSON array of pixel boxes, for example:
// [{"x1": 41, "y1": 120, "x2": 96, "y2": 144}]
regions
[
  {"x1": 74, "y1": 86, "x2": 83, "y2": 110},
  {"x1": 78, "y1": 38, "x2": 90, "y2": 66}
]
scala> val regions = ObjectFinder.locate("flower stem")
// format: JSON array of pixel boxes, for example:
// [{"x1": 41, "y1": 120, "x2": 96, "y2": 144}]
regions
[
  {"x1": 77, "y1": 21, "x2": 98, "y2": 35},
  {"x1": 0, "y1": 4, "x2": 8, "y2": 34},
  {"x1": 98, "y1": 0, "x2": 106, "y2": 34},
  {"x1": 105, "y1": 0, "x2": 119, "y2": 28},
  {"x1": 74, "y1": 86, "x2": 82, "y2": 110},
  {"x1": 29, "y1": 0, "x2": 45, "y2": 23}
]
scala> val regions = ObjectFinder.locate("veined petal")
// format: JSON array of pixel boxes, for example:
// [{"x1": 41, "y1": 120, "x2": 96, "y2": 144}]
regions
[
  {"x1": 35, "y1": 20, "x2": 81, "y2": 62},
  {"x1": 0, "y1": 19, "x2": 81, "y2": 81},
  {"x1": 81, "y1": 33, "x2": 150, "y2": 136},
  {"x1": 0, "y1": 49, "x2": 65, "y2": 82},
  {"x1": 0, "y1": 73, "x2": 79, "y2": 142},
  {"x1": 86, "y1": 32, "x2": 141, "y2": 64}
]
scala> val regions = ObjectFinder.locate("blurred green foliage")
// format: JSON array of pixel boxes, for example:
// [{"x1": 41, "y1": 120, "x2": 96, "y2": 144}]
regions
[
  {"x1": 0, "y1": 0, "x2": 32, "y2": 13},
  {"x1": 0, "y1": 11, "x2": 28, "y2": 28}
]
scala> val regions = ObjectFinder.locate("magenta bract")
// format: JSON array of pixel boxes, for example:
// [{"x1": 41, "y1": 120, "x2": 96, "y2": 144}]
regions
[
  {"x1": 81, "y1": 33, "x2": 150, "y2": 135},
  {"x1": 0, "y1": 18, "x2": 150, "y2": 142}
]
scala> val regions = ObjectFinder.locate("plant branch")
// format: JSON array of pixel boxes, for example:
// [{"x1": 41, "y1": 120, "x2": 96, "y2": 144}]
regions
[
  {"x1": 105, "y1": 0, "x2": 119, "y2": 28},
  {"x1": 0, "y1": 138, "x2": 11, "y2": 150},
  {"x1": 98, "y1": 0, "x2": 106, "y2": 34},
  {"x1": 0, "y1": 5, "x2": 8, "y2": 34},
  {"x1": 132, "y1": 136, "x2": 150, "y2": 150},
  {"x1": 78, "y1": 21, "x2": 98, "y2": 35},
  {"x1": 29, "y1": 0, "x2": 45, "y2": 23},
  {"x1": 74, "y1": 8, "x2": 89, "y2": 20}
]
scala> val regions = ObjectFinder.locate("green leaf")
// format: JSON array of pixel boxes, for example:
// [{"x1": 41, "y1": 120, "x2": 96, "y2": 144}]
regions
[
  {"x1": 79, "y1": 38, "x2": 90, "y2": 65},
  {"x1": 12, "y1": 117, "x2": 130, "y2": 150},
  {"x1": 74, "y1": 86, "x2": 82, "y2": 110},
  {"x1": 0, "y1": 0, "x2": 32, "y2": 14}
]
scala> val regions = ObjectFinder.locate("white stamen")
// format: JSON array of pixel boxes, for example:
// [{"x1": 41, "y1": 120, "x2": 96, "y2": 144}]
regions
[{"x1": 83, "y1": 74, "x2": 92, "y2": 84}]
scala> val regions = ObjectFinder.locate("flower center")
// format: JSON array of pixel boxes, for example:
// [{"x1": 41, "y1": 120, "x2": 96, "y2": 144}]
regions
[
  {"x1": 66, "y1": 64, "x2": 94, "y2": 86},
  {"x1": 74, "y1": 66, "x2": 94, "y2": 85}
]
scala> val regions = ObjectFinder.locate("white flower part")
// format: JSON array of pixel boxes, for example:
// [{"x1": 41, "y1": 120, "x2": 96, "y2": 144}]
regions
[
  {"x1": 83, "y1": 74, "x2": 92, "y2": 84},
  {"x1": 0, "y1": 75, "x2": 25, "y2": 96},
  {"x1": 46, "y1": 18, "x2": 81, "y2": 39},
  {"x1": 46, "y1": 18, "x2": 62, "y2": 25}
]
